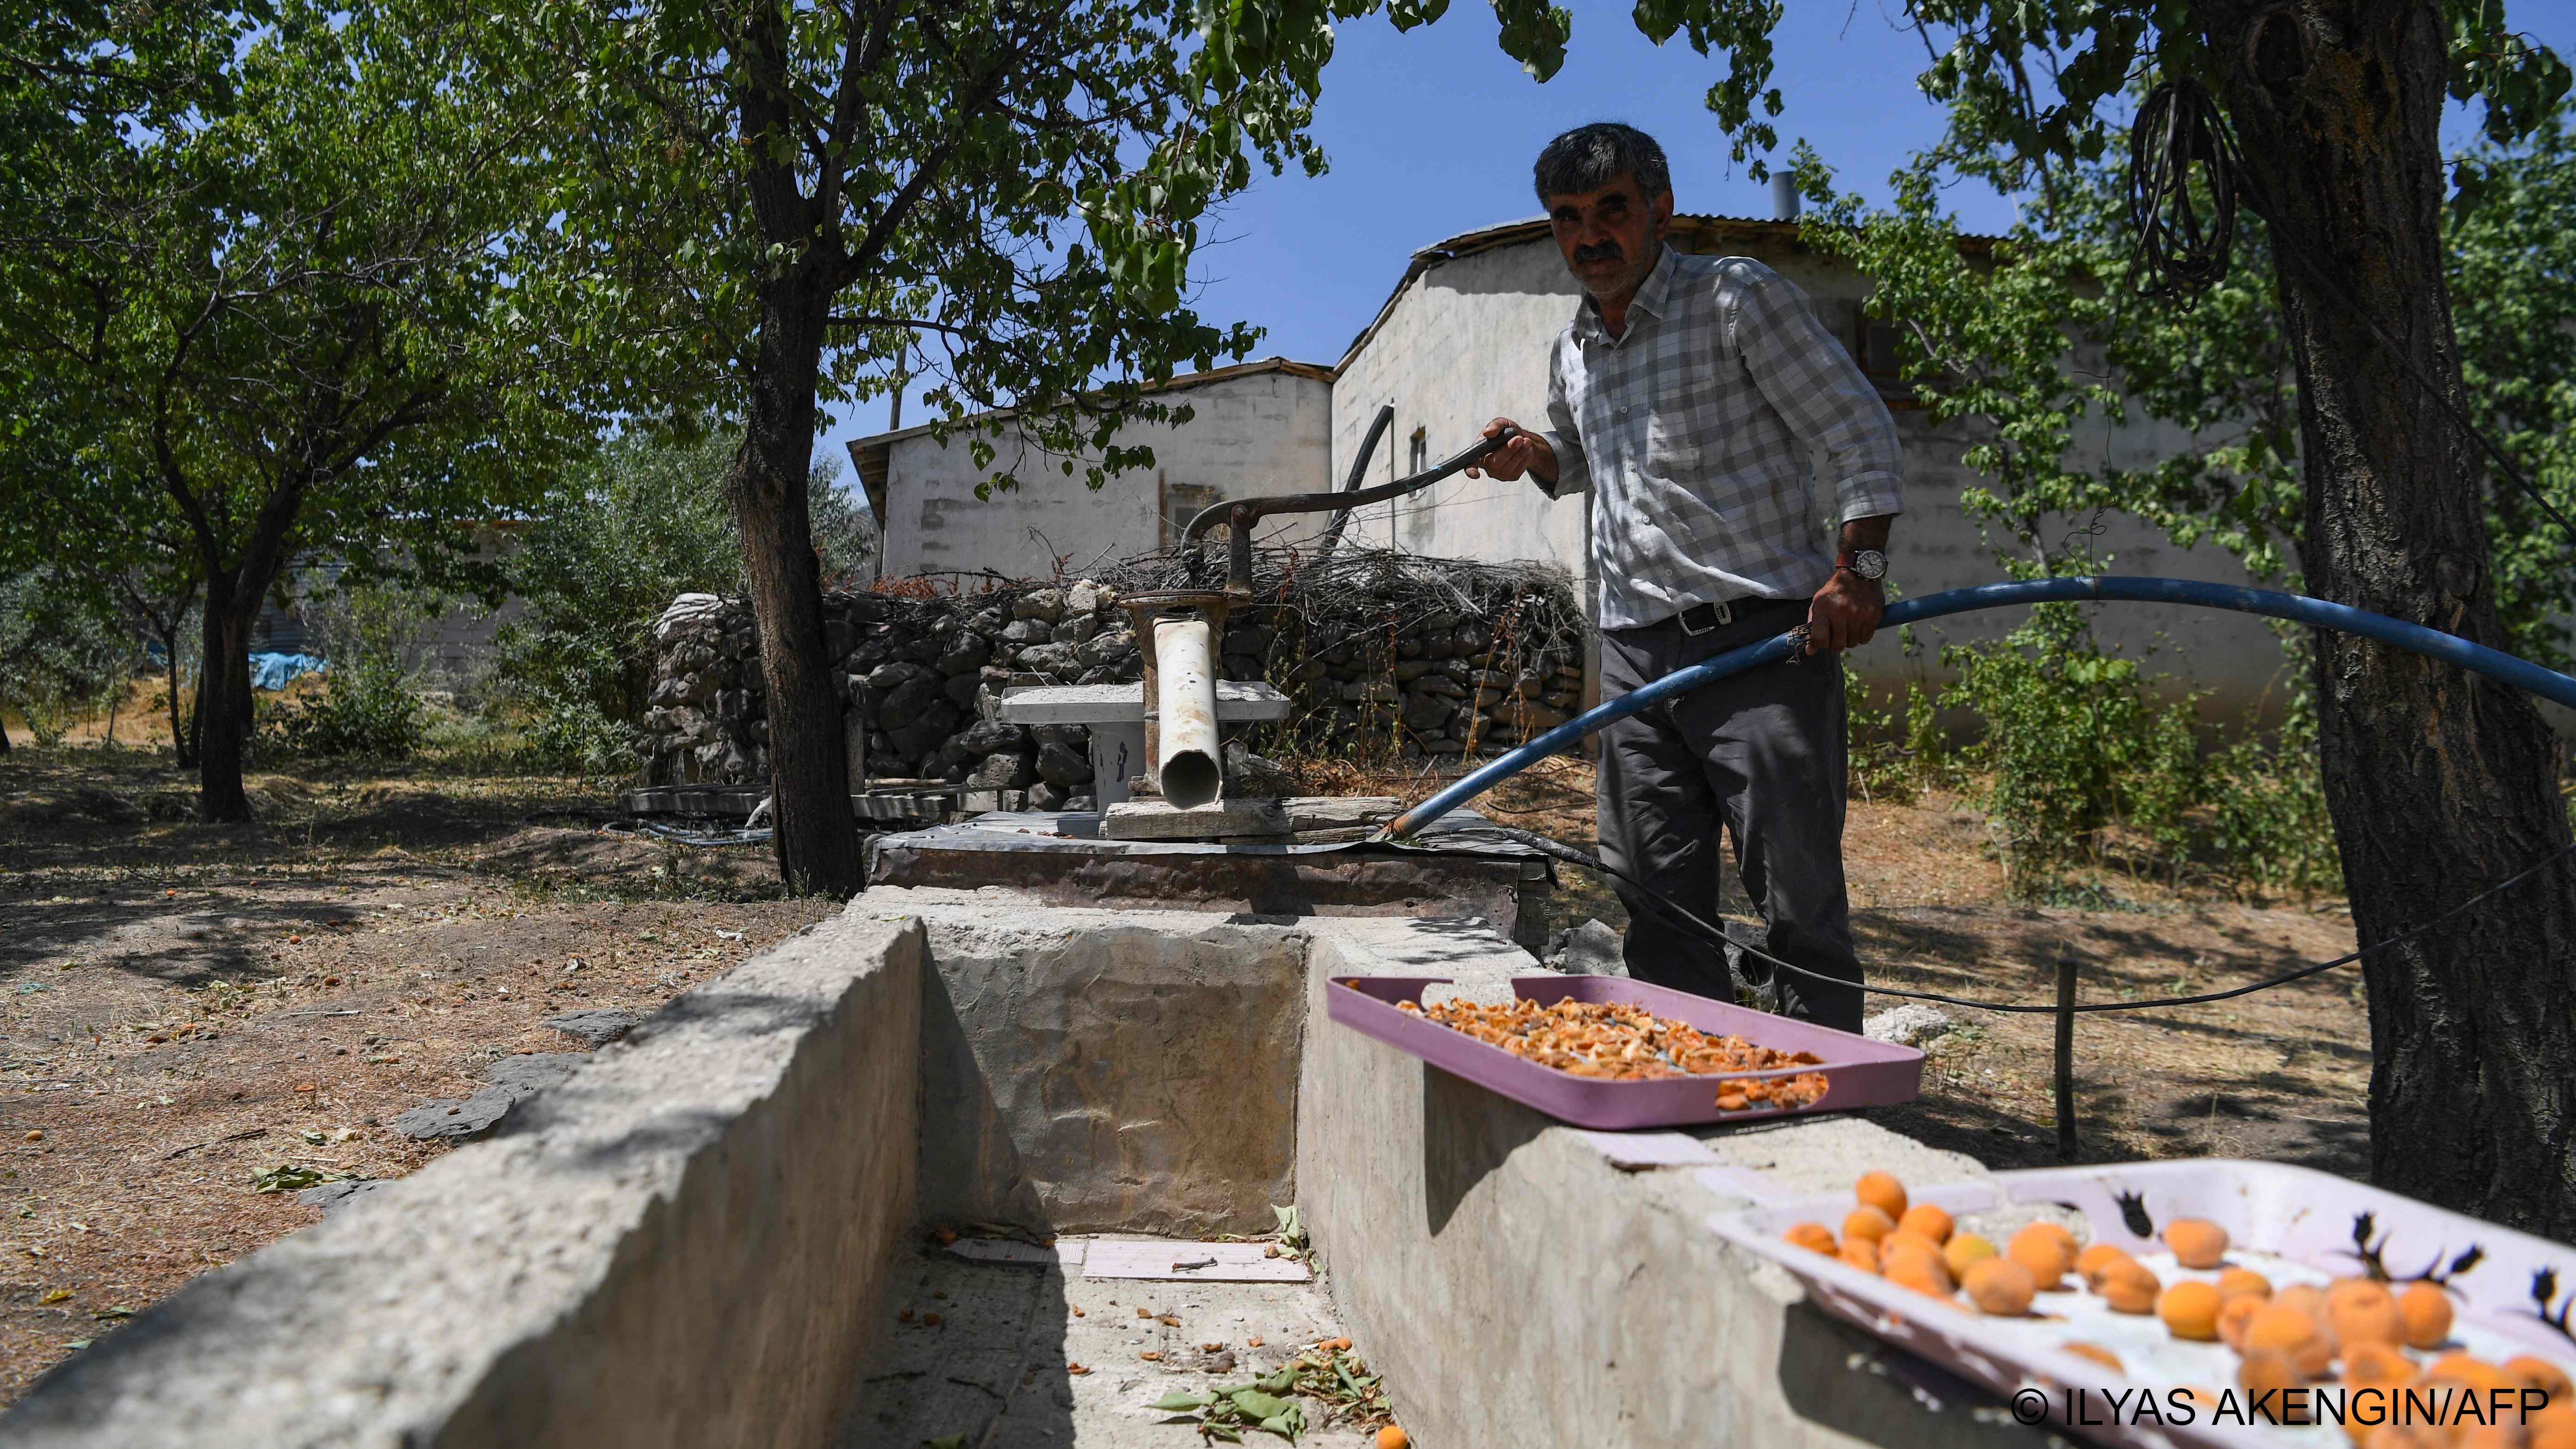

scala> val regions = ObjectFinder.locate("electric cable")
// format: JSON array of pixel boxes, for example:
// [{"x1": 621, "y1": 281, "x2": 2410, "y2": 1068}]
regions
[
  {"x1": 2127, "y1": 77, "x2": 2576, "y2": 547},
  {"x1": 1425, "y1": 823, "x2": 2576, "y2": 1017}
]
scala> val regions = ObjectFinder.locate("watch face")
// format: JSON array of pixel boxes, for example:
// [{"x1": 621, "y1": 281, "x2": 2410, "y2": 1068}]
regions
[{"x1": 1854, "y1": 550, "x2": 1887, "y2": 580}]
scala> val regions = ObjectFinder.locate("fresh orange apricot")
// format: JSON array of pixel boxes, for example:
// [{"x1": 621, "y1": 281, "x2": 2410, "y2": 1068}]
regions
[
  {"x1": 2159, "y1": 1280, "x2": 2223, "y2": 1340},
  {"x1": 2327, "y1": 1280, "x2": 2404, "y2": 1350},
  {"x1": 1843, "y1": 1205, "x2": 1897, "y2": 1246},
  {"x1": 2246, "y1": 1303, "x2": 2334, "y2": 1377},
  {"x1": 1855, "y1": 1171, "x2": 1908, "y2": 1223},
  {"x1": 1886, "y1": 1254, "x2": 1955, "y2": 1299},
  {"x1": 2455, "y1": 1427, "x2": 2521, "y2": 1449},
  {"x1": 2218, "y1": 1293, "x2": 2268, "y2": 1351},
  {"x1": 2008, "y1": 1224, "x2": 2074, "y2": 1289},
  {"x1": 2240, "y1": 1348, "x2": 2316, "y2": 1424},
  {"x1": 2100, "y1": 1259, "x2": 2161, "y2": 1315},
  {"x1": 2216, "y1": 1266, "x2": 2273, "y2": 1301},
  {"x1": 2398, "y1": 1282, "x2": 2454, "y2": 1349},
  {"x1": 2277, "y1": 1285, "x2": 2339, "y2": 1352},
  {"x1": 1375, "y1": 1429, "x2": 1410, "y2": 1449},
  {"x1": 1898, "y1": 1203, "x2": 1954, "y2": 1245},
  {"x1": 2424, "y1": 1353, "x2": 2517, "y2": 1400},
  {"x1": 1783, "y1": 1221, "x2": 1838, "y2": 1255},
  {"x1": 2506, "y1": 1354, "x2": 2576, "y2": 1408},
  {"x1": 2341, "y1": 1340, "x2": 2417, "y2": 1390},
  {"x1": 1964, "y1": 1257, "x2": 2037, "y2": 1316},
  {"x1": 1943, "y1": 1233, "x2": 1999, "y2": 1280},
  {"x1": 2061, "y1": 1341, "x2": 2124, "y2": 1371},
  {"x1": 1839, "y1": 1237, "x2": 1882, "y2": 1274},
  {"x1": 2361, "y1": 1424, "x2": 2447, "y2": 1449},
  {"x1": 1883, "y1": 1229, "x2": 1946, "y2": 1264},
  {"x1": 2074, "y1": 1242, "x2": 2133, "y2": 1286},
  {"x1": 2163, "y1": 1218, "x2": 2230, "y2": 1269},
  {"x1": 2528, "y1": 1400, "x2": 2576, "y2": 1449}
]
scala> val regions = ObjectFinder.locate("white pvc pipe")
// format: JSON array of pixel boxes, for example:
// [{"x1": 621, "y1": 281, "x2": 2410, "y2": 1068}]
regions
[{"x1": 1152, "y1": 618, "x2": 1222, "y2": 809}]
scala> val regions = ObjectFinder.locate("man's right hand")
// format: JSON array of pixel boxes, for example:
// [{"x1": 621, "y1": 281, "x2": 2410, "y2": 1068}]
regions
[{"x1": 1465, "y1": 417, "x2": 1556, "y2": 485}]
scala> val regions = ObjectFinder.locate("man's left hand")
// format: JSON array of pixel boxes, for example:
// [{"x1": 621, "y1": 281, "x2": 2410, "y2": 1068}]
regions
[{"x1": 1806, "y1": 570, "x2": 1884, "y2": 654}]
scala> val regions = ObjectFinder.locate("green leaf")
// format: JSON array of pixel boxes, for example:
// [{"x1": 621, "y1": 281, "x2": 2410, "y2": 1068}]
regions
[
  {"x1": 1229, "y1": 1389, "x2": 1290, "y2": 1420},
  {"x1": 1152, "y1": 1391, "x2": 1218, "y2": 1411}
]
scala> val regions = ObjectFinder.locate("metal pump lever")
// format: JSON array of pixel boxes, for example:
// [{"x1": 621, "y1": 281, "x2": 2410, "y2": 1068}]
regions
[{"x1": 1180, "y1": 423, "x2": 1523, "y2": 596}]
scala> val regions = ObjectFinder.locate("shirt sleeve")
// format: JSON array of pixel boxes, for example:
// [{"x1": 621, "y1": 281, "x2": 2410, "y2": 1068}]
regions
[
  {"x1": 1537, "y1": 332, "x2": 1592, "y2": 499},
  {"x1": 1733, "y1": 266, "x2": 1905, "y2": 524}
]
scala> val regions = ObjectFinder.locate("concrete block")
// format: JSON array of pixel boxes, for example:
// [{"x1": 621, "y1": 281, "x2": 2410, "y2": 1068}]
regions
[
  {"x1": 9, "y1": 913, "x2": 927, "y2": 1449},
  {"x1": 1101, "y1": 798, "x2": 1291, "y2": 840}
]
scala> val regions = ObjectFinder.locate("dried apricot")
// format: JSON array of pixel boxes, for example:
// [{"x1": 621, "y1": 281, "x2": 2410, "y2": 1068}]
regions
[
  {"x1": 2061, "y1": 1341, "x2": 2123, "y2": 1372},
  {"x1": 2162, "y1": 1218, "x2": 2229, "y2": 1269},
  {"x1": 2397, "y1": 1281, "x2": 2454, "y2": 1350},
  {"x1": 1942, "y1": 1233, "x2": 1998, "y2": 1281},
  {"x1": 2007, "y1": 1224, "x2": 2074, "y2": 1289},
  {"x1": 1842, "y1": 1206, "x2": 1896, "y2": 1246},
  {"x1": 2216, "y1": 1267, "x2": 2273, "y2": 1301},
  {"x1": 1964, "y1": 1257, "x2": 2037, "y2": 1316},
  {"x1": 2246, "y1": 1303, "x2": 2334, "y2": 1377},
  {"x1": 2239, "y1": 1348, "x2": 2315, "y2": 1424},
  {"x1": 2158, "y1": 1280, "x2": 2222, "y2": 1340},
  {"x1": 1897, "y1": 1203, "x2": 1953, "y2": 1245},
  {"x1": 2326, "y1": 1280, "x2": 2403, "y2": 1350},
  {"x1": 2099, "y1": 1260, "x2": 2161, "y2": 1315},
  {"x1": 1782, "y1": 1222, "x2": 1837, "y2": 1255},
  {"x1": 1855, "y1": 1171, "x2": 1908, "y2": 1222}
]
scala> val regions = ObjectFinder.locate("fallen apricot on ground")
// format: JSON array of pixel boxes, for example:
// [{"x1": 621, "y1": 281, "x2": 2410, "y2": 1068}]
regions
[
  {"x1": 2397, "y1": 1281, "x2": 2454, "y2": 1349},
  {"x1": 2326, "y1": 1280, "x2": 2403, "y2": 1350},
  {"x1": 1965, "y1": 1257, "x2": 2038, "y2": 1316},
  {"x1": 2216, "y1": 1267, "x2": 2273, "y2": 1301},
  {"x1": 2163, "y1": 1218, "x2": 2229, "y2": 1269},
  {"x1": 2099, "y1": 1260, "x2": 2161, "y2": 1315},
  {"x1": 1783, "y1": 1222, "x2": 1837, "y2": 1255},
  {"x1": 2007, "y1": 1224, "x2": 2074, "y2": 1289},
  {"x1": 2061, "y1": 1341, "x2": 2123, "y2": 1372},
  {"x1": 2246, "y1": 1303, "x2": 2334, "y2": 1377},
  {"x1": 1898, "y1": 1203, "x2": 1953, "y2": 1245},
  {"x1": 2238, "y1": 1348, "x2": 2314, "y2": 1424},
  {"x1": 1943, "y1": 1233, "x2": 1998, "y2": 1280},
  {"x1": 1843, "y1": 1205, "x2": 1896, "y2": 1246},
  {"x1": 1375, "y1": 1427, "x2": 1409, "y2": 1449},
  {"x1": 1855, "y1": 1170, "x2": 1907, "y2": 1222},
  {"x1": 2158, "y1": 1280, "x2": 2222, "y2": 1340}
]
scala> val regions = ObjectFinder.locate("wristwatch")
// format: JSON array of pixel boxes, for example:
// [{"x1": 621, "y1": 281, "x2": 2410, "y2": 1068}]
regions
[{"x1": 1837, "y1": 548, "x2": 1888, "y2": 582}]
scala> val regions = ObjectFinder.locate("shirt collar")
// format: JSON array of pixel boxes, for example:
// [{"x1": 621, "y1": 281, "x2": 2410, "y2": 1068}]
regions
[{"x1": 1572, "y1": 244, "x2": 1681, "y2": 343}]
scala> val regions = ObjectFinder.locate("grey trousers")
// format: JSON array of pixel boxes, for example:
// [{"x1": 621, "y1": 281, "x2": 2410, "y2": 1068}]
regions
[{"x1": 1595, "y1": 596, "x2": 1866, "y2": 1033}]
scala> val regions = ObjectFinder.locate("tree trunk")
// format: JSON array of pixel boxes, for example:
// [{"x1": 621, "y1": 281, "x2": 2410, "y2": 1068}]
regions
[
  {"x1": 0, "y1": 699, "x2": 12, "y2": 753},
  {"x1": 195, "y1": 574, "x2": 258, "y2": 822},
  {"x1": 2201, "y1": 1, "x2": 2576, "y2": 1234},
  {"x1": 731, "y1": 267, "x2": 860, "y2": 896}
]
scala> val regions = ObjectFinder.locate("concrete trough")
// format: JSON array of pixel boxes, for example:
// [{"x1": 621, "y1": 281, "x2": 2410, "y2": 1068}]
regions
[{"x1": 6, "y1": 889, "x2": 2046, "y2": 1449}]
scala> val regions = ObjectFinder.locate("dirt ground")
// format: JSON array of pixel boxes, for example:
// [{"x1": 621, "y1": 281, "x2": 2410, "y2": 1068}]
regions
[{"x1": 0, "y1": 743, "x2": 2362, "y2": 1409}]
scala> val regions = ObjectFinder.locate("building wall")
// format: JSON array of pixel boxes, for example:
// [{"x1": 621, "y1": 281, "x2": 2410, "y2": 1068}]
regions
[
  {"x1": 876, "y1": 367, "x2": 1336, "y2": 582},
  {"x1": 1332, "y1": 231, "x2": 2295, "y2": 725}
]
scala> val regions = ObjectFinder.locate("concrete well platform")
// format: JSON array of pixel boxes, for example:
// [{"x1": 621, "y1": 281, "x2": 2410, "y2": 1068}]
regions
[{"x1": 5, "y1": 889, "x2": 2050, "y2": 1449}]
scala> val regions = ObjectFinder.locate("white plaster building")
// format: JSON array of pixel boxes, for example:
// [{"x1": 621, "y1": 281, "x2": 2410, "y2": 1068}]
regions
[{"x1": 850, "y1": 214, "x2": 2293, "y2": 722}]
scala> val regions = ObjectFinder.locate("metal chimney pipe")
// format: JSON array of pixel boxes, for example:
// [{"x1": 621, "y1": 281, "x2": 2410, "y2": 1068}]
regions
[
  {"x1": 1771, "y1": 173, "x2": 1800, "y2": 222},
  {"x1": 1152, "y1": 617, "x2": 1222, "y2": 808}
]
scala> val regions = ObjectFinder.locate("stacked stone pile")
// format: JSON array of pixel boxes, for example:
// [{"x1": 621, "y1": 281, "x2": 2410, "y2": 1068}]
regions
[{"x1": 634, "y1": 552, "x2": 1585, "y2": 798}]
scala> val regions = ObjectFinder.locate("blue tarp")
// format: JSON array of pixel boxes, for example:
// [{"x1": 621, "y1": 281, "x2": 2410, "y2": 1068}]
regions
[{"x1": 248, "y1": 653, "x2": 328, "y2": 691}]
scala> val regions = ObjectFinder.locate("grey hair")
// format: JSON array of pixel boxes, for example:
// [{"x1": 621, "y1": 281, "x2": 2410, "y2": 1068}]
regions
[{"x1": 1533, "y1": 123, "x2": 1671, "y2": 205}]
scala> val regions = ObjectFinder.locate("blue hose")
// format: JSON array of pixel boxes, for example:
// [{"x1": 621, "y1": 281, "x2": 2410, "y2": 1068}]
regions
[{"x1": 1383, "y1": 575, "x2": 2576, "y2": 839}]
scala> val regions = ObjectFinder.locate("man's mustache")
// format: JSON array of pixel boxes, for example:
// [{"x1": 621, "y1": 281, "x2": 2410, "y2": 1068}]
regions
[{"x1": 1573, "y1": 241, "x2": 1623, "y2": 265}]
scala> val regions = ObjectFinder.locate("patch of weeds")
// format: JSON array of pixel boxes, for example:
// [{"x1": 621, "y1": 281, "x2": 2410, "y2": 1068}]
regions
[{"x1": 1146, "y1": 1341, "x2": 1391, "y2": 1443}]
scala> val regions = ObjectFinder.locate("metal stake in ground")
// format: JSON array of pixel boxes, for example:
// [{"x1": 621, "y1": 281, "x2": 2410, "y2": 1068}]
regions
[{"x1": 2055, "y1": 954, "x2": 2079, "y2": 1162}]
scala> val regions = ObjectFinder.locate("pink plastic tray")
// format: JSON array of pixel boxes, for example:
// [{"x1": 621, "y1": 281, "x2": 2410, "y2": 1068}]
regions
[
  {"x1": 1324, "y1": 974, "x2": 1923, "y2": 1129},
  {"x1": 1708, "y1": 1159, "x2": 2576, "y2": 1448}
]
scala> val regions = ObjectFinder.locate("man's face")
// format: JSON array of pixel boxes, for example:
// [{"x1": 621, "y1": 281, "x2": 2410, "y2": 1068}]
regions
[{"x1": 1546, "y1": 173, "x2": 1673, "y2": 302}]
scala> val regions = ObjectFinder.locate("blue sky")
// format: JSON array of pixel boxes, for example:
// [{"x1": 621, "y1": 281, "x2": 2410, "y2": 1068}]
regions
[{"x1": 822, "y1": 2, "x2": 2575, "y2": 478}]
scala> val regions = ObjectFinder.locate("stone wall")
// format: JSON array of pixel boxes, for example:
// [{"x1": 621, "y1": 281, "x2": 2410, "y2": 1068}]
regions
[{"x1": 635, "y1": 555, "x2": 1585, "y2": 800}]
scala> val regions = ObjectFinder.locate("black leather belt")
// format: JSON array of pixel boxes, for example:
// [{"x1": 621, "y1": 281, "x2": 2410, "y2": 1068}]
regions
[{"x1": 1674, "y1": 596, "x2": 1780, "y2": 635}]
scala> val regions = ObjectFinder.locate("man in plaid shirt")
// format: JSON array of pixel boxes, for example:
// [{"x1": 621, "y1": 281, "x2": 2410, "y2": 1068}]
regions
[{"x1": 1473, "y1": 123, "x2": 1903, "y2": 1033}]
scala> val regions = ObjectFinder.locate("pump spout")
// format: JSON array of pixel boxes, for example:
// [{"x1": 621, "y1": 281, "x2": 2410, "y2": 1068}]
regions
[{"x1": 1152, "y1": 617, "x2": 1222, "y2": 808}]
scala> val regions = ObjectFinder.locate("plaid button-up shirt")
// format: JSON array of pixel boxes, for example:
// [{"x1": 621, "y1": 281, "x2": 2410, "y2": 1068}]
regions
[{"x1": 1539, "y1": 246, "x2": 1905, "y2": 630}]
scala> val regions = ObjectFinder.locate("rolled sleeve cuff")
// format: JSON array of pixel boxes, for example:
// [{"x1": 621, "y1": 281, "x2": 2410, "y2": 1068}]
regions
[
  {"x1": 1835, "y1": 471, "x2": 1906, "y2": 525},
  {"x1": 1539, "y1": 429, "x2": 1592, "y2": 499}
]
